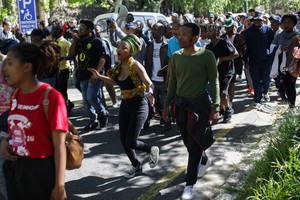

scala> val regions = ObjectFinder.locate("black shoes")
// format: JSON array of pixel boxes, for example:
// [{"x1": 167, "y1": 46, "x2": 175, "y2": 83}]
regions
[
  {"x1": 67, "y1": 100, "x2": 74, "y2": 117},
  {"x1": 99, "y1": 111, "x2": 109, "y2": 128},
  {"x1": 84, "y1": 120, "x2": 99, "y2": 130},
  {"x1": 84, "y1": 111, "x2": 109, "y2": 130},
  {"x1": 222, "y1": 108, "x2": 234, "y2": 123}
]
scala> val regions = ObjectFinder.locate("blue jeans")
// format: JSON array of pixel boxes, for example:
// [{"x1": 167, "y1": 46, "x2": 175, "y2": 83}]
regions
[
  {"x1": 80, "y1": 79, "x2": 106, "y2": 120},
  {"x1": 249, "y1": 61, "x2": 271, "y2": 103}
]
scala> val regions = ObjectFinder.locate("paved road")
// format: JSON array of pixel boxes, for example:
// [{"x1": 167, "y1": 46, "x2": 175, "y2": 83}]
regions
[{"x1": 65, "y1": 79, "x2": 298, "y2": 200}]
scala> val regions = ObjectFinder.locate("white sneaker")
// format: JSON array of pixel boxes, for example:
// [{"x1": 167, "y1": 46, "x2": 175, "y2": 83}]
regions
[
  {"x1": 182, "y1": 185, "x2": 194, "y2": 200},
  {"x1": 149, "y1": 146, "x2": 159, "y2": 168},
  {"x1": 236, "y1": 75, "x2": 242, "y2": 82},
  {"x1": 124, "y1": 165, "x2": 142, "y2": 179},
  {"x1": 252, "y1": 102, "x2": 263, "y2": 110},
  {"x1": 197, "y1": 158, "x2": 212, "y2": 178},
  {"x1": 263, "y1": 94, "x2": 270, "y2": 102}
]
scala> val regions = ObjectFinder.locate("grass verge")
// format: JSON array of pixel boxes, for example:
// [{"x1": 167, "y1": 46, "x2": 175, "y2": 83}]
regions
[{"x1": 236, "y1": 110, "x2": 300, "y2": 200}]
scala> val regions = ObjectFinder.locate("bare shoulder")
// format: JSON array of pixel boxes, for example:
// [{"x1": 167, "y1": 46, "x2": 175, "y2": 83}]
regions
[{"x1": 132, "y1": 60, "x2": 144, "y2": 72}]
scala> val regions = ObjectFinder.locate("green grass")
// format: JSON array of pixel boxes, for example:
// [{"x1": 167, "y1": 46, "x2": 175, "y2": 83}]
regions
[{"x1": 236, "y1": 110, "x2": 300, "y2": 200}]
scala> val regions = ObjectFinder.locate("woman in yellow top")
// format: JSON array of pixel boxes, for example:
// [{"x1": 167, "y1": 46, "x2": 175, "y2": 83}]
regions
[{"x1": 88, "y1": 34, "x2": 159, "y2": 178}]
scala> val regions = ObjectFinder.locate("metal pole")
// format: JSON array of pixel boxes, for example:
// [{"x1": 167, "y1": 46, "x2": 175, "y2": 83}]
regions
[{"x1": 245, "y1": 0, "x2": 248, "y2": 13}]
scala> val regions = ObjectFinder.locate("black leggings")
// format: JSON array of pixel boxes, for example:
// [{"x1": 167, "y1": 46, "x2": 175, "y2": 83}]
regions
[
  {"x1": 283, "y1": 72, "x2": 297, "y2": 106},
  {"x1": 57, "y1": 68, "x2": 70, "y2": 102},
  {"x1": 4, "y1": 156, "x2": 55, "y2": 200},
  {"x1": 119, "y1": 97, "x2": 151, "y2": 167}
]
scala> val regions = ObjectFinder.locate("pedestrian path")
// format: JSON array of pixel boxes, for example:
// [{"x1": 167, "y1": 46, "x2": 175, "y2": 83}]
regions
[{"x1": 65, "y1": 79, "x2": 299, "y2": 200}]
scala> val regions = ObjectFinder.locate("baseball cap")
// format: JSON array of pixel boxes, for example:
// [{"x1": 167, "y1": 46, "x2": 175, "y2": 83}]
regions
[
  {"x1": 223, "y1": 18, "x2": 235, "y2": 27},
  {"x1": 208, "y1": 13, "x2": 214, "y2": 18},
  {"x1": 172, "y1": 13, "x2": 179, "y2": 18},
  {"x1": 250, "y1": 12, "x2": 264, "y2": 21},
  {"x1": 269, "y1": 15, "x2": 281, "y2": 23}
]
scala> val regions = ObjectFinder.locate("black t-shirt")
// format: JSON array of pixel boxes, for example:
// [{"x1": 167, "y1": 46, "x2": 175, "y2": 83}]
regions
[
  {"x1": 42, "y1": 28, "x2": 50, "y2": 37},
  {"x1": 206, "y1": 38, "x2": 235, "y2": 76},
  {"x1": 76, "y1": 35, "x2": 109, "y2": 80}
]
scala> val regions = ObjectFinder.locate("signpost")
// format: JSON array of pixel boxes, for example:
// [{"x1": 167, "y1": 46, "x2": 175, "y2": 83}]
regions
[{"x1": 17, "y1": 0, "x2": 38, "y2": 33}]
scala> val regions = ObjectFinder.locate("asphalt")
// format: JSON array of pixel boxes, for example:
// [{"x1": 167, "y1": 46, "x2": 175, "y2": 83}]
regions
[{"x1": 66, "y1": 79, "x2": 299, "y2": 200}]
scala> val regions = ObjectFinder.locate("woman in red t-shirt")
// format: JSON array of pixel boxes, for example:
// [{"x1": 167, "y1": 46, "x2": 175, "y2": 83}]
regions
[{"x1": 0, "y1": 43, "x2": 68, "y2": 200}]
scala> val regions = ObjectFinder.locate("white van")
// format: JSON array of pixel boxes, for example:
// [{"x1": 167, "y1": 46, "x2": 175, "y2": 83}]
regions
[{"x1": 93, "y1": 12, "x2": 170, "y2": 35}]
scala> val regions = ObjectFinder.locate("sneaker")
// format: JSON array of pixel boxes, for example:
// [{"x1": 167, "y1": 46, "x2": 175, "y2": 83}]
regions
[
  {"x1": 161, "y1": 122, "x2": 171, "y2": 132},
  {"x1": 112, "y1": 102, "x2": 119, "y2": 108},
  {"x1": 252, "y1": 102, "x2": 263, "y2": 110},
  {"x1": 124, "y1": 164, "x2": 142, "y2": 179},
  {"x1": 182, "y1": 185, "x2": 194, "y2": 200},
  {"x1": 197, "y1": 158, "x2": 212, "y2": 178},
  {"x1": 149, "y1": 146, "x2": 159, "y2": 168},
  {"x1": 263, "y1": 94, "x2": 270, "y2": 102},
  {"x1": 84, "y1": 120, "x2": 99, "y2": 130},
  {"x1": 67, "y1": 100, "x2": 74, "y2": 116},
  {"x1": 236, "y1": 75, "x2": 242, "y2": 82},
  {"x1": 99, "y1": 111, "x2": 109, "y2": 128},
  {"x1": 222, "y1": 108, "x2": 233, "y2": 123}
]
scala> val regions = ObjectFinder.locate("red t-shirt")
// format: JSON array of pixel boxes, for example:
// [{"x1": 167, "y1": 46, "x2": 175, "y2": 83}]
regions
[{"x1": 8, "y1": 83, "x2": 68, "y2": 158}]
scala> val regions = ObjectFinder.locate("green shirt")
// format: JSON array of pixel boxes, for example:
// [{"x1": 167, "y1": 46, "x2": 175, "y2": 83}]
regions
[{"x1": 165, "y1": 48, "x2": 220, "y2": 111}]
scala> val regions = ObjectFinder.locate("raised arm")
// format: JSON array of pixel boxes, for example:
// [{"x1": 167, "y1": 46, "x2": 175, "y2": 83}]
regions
[{"x1": 87, "y1": 68, "x2": 116, "y2": 85}]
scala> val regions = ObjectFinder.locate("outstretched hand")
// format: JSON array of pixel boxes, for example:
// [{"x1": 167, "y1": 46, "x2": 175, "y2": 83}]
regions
[{"x1": 87, "y1": 68, "x2": 101, "y2": 79}]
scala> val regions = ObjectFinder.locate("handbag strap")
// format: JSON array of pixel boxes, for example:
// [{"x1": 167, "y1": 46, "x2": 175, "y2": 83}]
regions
[{"x1": 42, "y1": 87, "x2": 78, "y2": 138}]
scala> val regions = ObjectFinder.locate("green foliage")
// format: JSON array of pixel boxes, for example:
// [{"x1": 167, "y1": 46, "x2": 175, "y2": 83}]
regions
[
  {"x1": 0, "y1": 8, "x2": 10, "y2": 22},
  {"x1": 40, "y1": 0, "x2": 50, "y2": 12},
  {"x1": 237, "y1": 112, "x2": 300, "y2": 199},
  {"x1": 38, "y1": 0, "x2": 300, "y2": 15},
  {"x1": 0, "y1": 0, "x2": 17, "y2": 23}
]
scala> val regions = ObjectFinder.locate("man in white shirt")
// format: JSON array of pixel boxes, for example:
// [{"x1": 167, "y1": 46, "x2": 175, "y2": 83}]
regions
[{"x1": 145, "y1": 22, "x2": 170, "y2": 131}]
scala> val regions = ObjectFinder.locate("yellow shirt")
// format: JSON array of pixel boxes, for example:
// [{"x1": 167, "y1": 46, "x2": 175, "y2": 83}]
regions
[{"x1": 56, "y1": 36, "x2": 71, "y2": 70}]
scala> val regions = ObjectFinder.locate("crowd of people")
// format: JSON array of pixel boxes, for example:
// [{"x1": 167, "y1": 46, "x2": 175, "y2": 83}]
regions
[{"x1": 0, "y1": 7, "x2": 299, "y2": 200}]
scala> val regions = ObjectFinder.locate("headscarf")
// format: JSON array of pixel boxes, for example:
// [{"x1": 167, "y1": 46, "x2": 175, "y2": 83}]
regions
[{"x1": 121, "y1": 34, "x2": 141, "y2": 56}]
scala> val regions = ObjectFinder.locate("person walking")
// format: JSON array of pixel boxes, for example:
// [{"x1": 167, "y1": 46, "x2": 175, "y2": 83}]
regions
[
  {"x1": 95, "y1": 25, "x2": 118, "y2": 107},
  {"x1": 220, "y1": 18, "x2": 246, "y2": 108},
  {"x1": 69, "y1": 19, "x2": 109, "y2": 130},
  {"x1": 271, "y1": 14, "x2": 300, "y2": 107},
  {"x1": 51, "y1": 24, "x2": 74, "y2": 115},
  {"x1": 163, "y1": 23, "x2": 220, "y2": 200},
  {"x1": 206, "y1": 23, "x2": 238, "y2": 123},
  {"x1": 245, "y1": 12, "x2": 274, "y2": 108},
  {"x1": 88, "y1": 34, "x2": 160, "y2": 179},
  {"x1": 1, "y1": 42, "x2": 68, "y2": 200},
  {"x1": 145, "y1": 22, "x2": 170, "y2": 131}
]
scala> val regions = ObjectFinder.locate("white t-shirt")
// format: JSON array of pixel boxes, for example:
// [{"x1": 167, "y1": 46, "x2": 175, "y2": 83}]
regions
[{"x1": 151, "y1": 41, "x2": 163, "y2": 82}]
